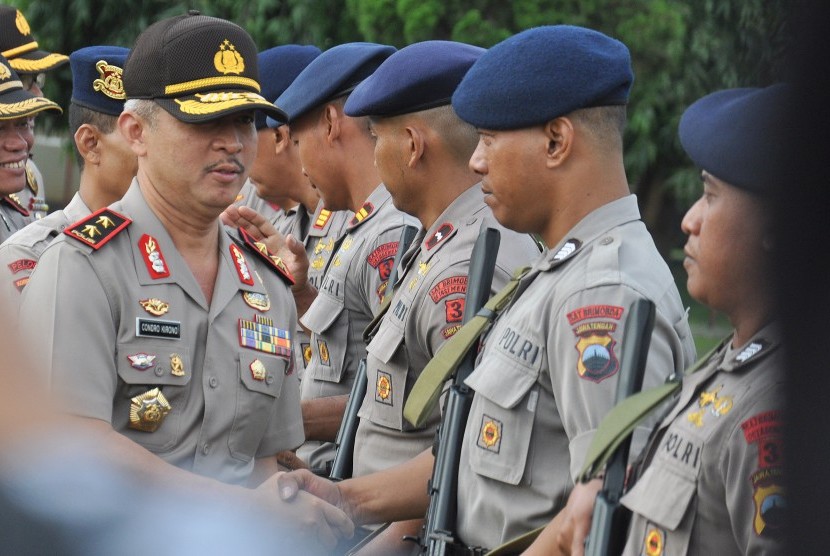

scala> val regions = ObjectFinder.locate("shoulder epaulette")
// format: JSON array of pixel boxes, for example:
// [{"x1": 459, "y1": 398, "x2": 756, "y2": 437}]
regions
[
  {"x1": 2, "y1": 194, "x2": 29, "y2": 217},
  {"x1": 349, "y1": 201, "x2": 375, "y2": 228},
  {"x1": 238, "y1": 227, "x2": 295, "y2": 286},
  {"x1": 313, "y1": 208, "x2": 332, "y2": 230},
  {"x1": 63, "y1": 207, "x2": 131, "y2": 249}
]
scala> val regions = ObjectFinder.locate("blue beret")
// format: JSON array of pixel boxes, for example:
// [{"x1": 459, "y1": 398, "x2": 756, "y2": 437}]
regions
[
  {"x1": 452, "y1": 25, "x2": 633, "y2": 130},
  {"x1": 274, "y1": 42, "x2": 396, "y2": 124},
  {"x1": 679, "y1": 84, "x2": 791, "y2": 195},
  {"x1": 256, "y1": 45, "x2": 321, "y2": 130},
  {"x1": 70, "y1": 46, "x2": 129, "y2": 116},
  {"x1": 344, "y1": 41, "x2": 485, "y2": 118}
]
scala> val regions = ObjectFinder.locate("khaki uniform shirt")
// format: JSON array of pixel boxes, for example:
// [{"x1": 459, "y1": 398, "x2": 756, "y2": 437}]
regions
[
  {"x1": 622, "y1": 324, "x2": 785, "y2": 555},
  {"x1": 298, "y1": 185, "x2": 416, "y2": 469},
  {"x1": 0, "y1": 192, "x2": 90, "y2": 310},
  {"x1": 353, "y1": 186, "x2": 541, "y2": 476},
  {"x1": 15, "y1": 159, "x2": 49, "y2": 219},
  {"x1": 456, "y1": 195, "x2": 696, "y2": 549},
  {"x1": 0, "y1": 194, "x2": 34, "y2": 244},
  {"x1": 20, "y1": 180, "x2": 304, "y2": 485}
]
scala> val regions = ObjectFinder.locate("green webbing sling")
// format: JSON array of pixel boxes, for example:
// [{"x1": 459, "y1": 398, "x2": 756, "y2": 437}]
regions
[
  {"x1": 577, "y1": 338, "x2": 728, "y2": 482},
  {"x1": 403, "y1": 266, "x2": 531, "y2": 428}
]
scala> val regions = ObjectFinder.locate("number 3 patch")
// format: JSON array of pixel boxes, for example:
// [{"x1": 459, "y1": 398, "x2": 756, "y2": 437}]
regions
[{"x1": 445, "y1": 298, "x2": 465, "y2": 323}]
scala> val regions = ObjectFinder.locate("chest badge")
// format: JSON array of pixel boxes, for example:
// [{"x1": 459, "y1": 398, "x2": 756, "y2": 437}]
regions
[
  {"x1": 250, "y1": 359, "x2": 267, "y2": 381},
  {"x1": 170, "y1": 354, "x2": 185, "y2": 377},
  {"x1": 129, "y1": 388, "x2": 171, "y2": 432},
  {"x1": 375, "y1": 371, "x2": 393, "y2": 405},
  {"x1": 139, "y1": 234, "x2": 170, "y2": 279},
  {"x1": 476, "y1": 414, "x2": 502, "y2": 453},
  {"x1": 242, "y1": 291, "x2": 271, "y2": 312},
  {"x1": 230, "y1": 243, "x2": 254, "y2": 286},
  {"x1": 687, "y1": 385, "x2": 733, "y2": 427},
  {"x1": 139, "y1": 298, "x2": 169, "y2": 316},
  {"x1": 127, "y1": 353, "x2": 156, "y2": 370},
  {"x1": 238, "y1": 314, "x2": 291, "y2": 357}
]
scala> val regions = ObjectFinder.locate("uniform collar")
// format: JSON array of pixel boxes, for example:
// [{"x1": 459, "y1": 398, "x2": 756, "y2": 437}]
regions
[
  {"x1": 64, "y1": 192, "x2": 92, "y2": 223},
  {"x1": 347, "y1": 183, "x2": 392, "y2": 230},
  {"x1": 719, "y1": 321, "x2": 781, "y2": 373},
  {"x1": 419, "y1": 185, "x2": 489, "y2": 262}
]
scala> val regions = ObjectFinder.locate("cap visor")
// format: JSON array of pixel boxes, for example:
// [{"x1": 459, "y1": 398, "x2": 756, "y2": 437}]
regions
[
  {"x1": 9, "y1": 50, "x2": 69, "y2": 73},
  {"x1": 0, "y1": 88, "x2": 62, "y2": 119},
  {"x1": 156, "y1": 91, "x2": 288, "y2": 124}
]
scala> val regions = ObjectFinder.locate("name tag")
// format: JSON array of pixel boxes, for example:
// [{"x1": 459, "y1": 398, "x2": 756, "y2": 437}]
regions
[{"x1": 136, "y1": 318, "x2": 181, "y2": 339}]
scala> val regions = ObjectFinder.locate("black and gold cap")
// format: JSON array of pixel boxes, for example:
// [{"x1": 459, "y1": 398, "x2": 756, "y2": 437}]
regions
[
  {"x1": 0, "y1": 6, "x2": 69, "y2": 74},
  {"x1": 123, "y1": 12, "x2": 287, "y2": 123},
  {"x1": 0, "y1": 54, "x2": 62, "y2": 120}
]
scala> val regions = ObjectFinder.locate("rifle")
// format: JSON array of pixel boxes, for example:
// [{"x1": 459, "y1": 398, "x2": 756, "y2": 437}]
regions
[
  {"x1": 420, "y1": 227, "x2": 501, "y2": 555},
  {"x1": 583, "y1": 297, "x2": 655, "y2": 556},
  {"x1": 329, "y1": 224, "x2": 420, "y2": 481}
]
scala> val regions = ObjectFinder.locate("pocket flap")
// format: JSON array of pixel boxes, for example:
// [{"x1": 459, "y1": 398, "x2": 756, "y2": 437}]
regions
[
  {"x1": 300, "y1": 290, "x2": 344, "y2": 333},
  {"x1": 117, "y1": 344, "x2": 192, "y2": 386},
  {"x1": 465, "y1": 359, "x2": 539, "y2": 409},
  {"x1": 239, "y1": 352, "x2": 286, "y2": 398},
  {"x1": 622, "y1": 464, "x2": 696, "y2": 529},
  {"x1": 367, "y1": 319, "x2": 405, "y2": 364}
]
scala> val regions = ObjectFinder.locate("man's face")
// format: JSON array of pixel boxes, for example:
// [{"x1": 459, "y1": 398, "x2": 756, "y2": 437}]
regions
[
  {"x1": 0, "y1": 116, "x2": 34, "y2": 195},
  {"x1": 140, "y1": 108, "x2": 257, "y2": 216},
  {"x1": 369, "y1": 117, "x2": 415, "y2": 215},
  {"x1": 98, "y1": 125, "x2": 138, "y2": 201},
  {"x1": 469, "y1": 126, "x2": 548, "y2": 234},
  {"x1": 290, "y1": 109, "x2": 347, "y2": 211}
]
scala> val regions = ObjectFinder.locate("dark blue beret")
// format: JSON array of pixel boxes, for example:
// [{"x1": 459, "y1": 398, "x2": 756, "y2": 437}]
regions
[
  {"x1": 679, "y1": 85, "x2": 791, "y2": 194},
  {"x1": 70, "y1": 46, "x2": 129, "y2": 116},
  {"x1": 273, "y1": 42, "x2": 396, "y2": 124},
  {"x1": 344, "y1": 41, "x2": 485, "y2": 118},
  {"x1": 256, "y1": 45, "x2": 321, "y2": 130},
  {"x1": 452, "y1": 25, "x2": 633, "y2": 130}
]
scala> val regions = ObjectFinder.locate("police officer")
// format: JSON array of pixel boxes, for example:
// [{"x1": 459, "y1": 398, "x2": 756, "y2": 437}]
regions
[
  {"x1": 550, "y1": 85, "x2": 787, "y2": 556},
  {"x1": 229, "y1": 43, "x2": 418, "y2": 474},
  {"x1": 0, "y1": 5, "x2": 69, "y2": 219},
  {"x1": 276, "y1": 25, "x2": 695, "y2": 553},
  {"x1": 336, "y1": 39, "x2": 541, "y2": 549},
  {"x1": 0, "y1": 54, "x2": 60, "y2": 244},
  {"x1": 19, "y1": 13, "x2": 351, "y2": 551},
  {"x1": 0, "y1": 46, "x2": 135, "y2": 311}
]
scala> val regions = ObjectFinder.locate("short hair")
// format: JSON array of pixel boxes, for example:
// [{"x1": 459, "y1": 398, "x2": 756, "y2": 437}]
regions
[
  {"x1": 414, "y1": 104, "x2": 479, "y2": 164},
  {"x1": 123, "y1": 98, "x2": 160, "y2": 128},
  {"x1": 68, "y1": 102, "x2": 120, "y2": 169},
  {"x1": 568, "y1": 105, "x2": 627, "y2": 152}
]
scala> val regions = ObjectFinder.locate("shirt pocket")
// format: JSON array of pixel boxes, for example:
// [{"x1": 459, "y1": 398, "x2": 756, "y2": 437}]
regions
[
  {"x1": 301, "y1": 288, "x2": 349, "y2": 384},
  {"x1": 115, "y1": 343, "x2": 192, "y2": 452},
  {"x1": 464, "y1": 355, "x2": 542, "y2": 486},
  {"x1": 359, "y1": 321, "x2": 415, "y2": 431}
]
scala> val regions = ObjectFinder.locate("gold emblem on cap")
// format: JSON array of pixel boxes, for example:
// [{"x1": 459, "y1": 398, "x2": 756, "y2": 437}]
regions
[
  {"x1": 0, "y1": 62, "x2": 10, "y2": 81},
  {"x1": 15, "y1": 10, "x2": 30, "y2": 36},
  {"x1": 170, "y1": 354, "x2": 185, "y2": 377},
  {"x1": 92, "y1": 60, "x2": 126, "y2": 100},
  {"x1": 214, "y1": 39, "x2": 245, "y2": 75},
  {"x1": 129, "y1": 388, "x2": 171, "y2": 432},
  {"x1": 250, "y1": 359, "x2": 267, "y2": 381},
  {"x1": 175, "y1": 92, "x2": 265, "y2": 115},
  {"x1": 139, "y1": 298, "x2": 169, "y2": 316}
]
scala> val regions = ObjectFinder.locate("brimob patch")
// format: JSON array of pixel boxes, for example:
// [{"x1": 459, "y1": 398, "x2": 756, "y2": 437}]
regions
[
  {"x1": 375, "y1": 370, "x2": 393, "y2": 405},
  {"x1": 566, "y1": 304, "x2": 624, "y2": 325},
  {"x1": 574, "y1": 328, "x2": 619, "y2": 383},
  {"x1": 445, "y1": 298, "x2": 465, "y2": 323},
  {"x1": 741, "y1": 410, "x2": 784, "y2": 469},
  {"x1": 751, "y1": 466, "x2": 785, "y2": 536},
  {"x1": 429, "y1": 275, "x2": 468, "y2": 303},
  {"x1": 367, "y1": 241, "x2": 398, "y2": 281},
  {"x1": 476, "y1": 414, "x2": 502, "y2": 453}
]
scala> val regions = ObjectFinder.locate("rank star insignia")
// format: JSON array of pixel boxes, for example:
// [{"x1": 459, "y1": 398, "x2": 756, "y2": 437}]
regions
[
  {"x1": 214, "y1": 39, "x2": 245, "y2": 75},
  {"x1": 375, "y1": 371, "x2": 392, "y2": 405},
  {"x1": 250, "y1": 359, "x2": 267, "y2": 381},
  {"x1": 170, "y1": 354, "x2": 185, "y2": 377},
  {"x1": 92, "y1": 59, "x2": 126, "y2": 100},
  {"x1": 242, "y1": 291, "x2": 271, "y2": 312},
  {"x1": 139, "y1": 298, "x2": 169, "y2": 316},
  {"x1": 65, "y1": 208, "x2": 131, "y2": 249},
  {"x1": 127, "y1": 353, "x2": 156, "y2": 370},
  {"x1": 238, "y1": 228, "x2": 295, "y2": 285},
  {"x1": 129, "y1": 388, "x2": 171, "y2": 432}
]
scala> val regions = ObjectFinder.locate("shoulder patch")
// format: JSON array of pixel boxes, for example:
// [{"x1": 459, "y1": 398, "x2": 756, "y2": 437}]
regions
[
  {"x1": 426, "y1": 223, "x2": 454, "y2": 250},
  {"x1": 2, "y1": 194, "x2": 29, "y2": 217},
  {"x1": 569, "y1": 304, "x2": 623, "y2": 384},
  {"x1": 367, "y1": 241, "x2": 398, "y2": 281},
  {"x1": 349, "y1": 202, "x2": 375, "y2": 227},
  {"x1": 238, "y1": 227, "x2": 295, "y2": 286},
  {"x1": 8, "y1": 258, "x2": 37, "y2": 274},
  {"x1": 429, "y1": 275, "x2": 468, "y2": 303},
  {"x1": 313, "y1": 208, "x2": 332, "y2": 230},
  {"x1": 64, "y1": 207, "x2": 131, "y2": 249}
]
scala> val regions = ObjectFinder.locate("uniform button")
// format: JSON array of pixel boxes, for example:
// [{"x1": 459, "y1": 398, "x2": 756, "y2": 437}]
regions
[
  {"x1": 209, "y1": 376, "x2": 218, "y2": 388},
  {"x1": 202, "y1": 443, "x2": 210, "y2": 455},
  {"x1": 154, "y1": 367, "x2": 164, "y2": 377},
  {"x1": 600, "y1": 236, "x2": 614, "y2": 245},
  {"x1": 265, "y1": 374, "x2": 275, "y2": 385}
]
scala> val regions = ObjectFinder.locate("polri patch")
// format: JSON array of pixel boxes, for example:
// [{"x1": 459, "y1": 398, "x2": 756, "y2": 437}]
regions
[
  {"x1": 139, "y1": 234, "x2": 170, "y2": 279},
  {"x1": 429, "y1": 275, "x2": 467, "y2": 303},
  {"x1": 238, "y1": 314, "x2": 291, "y2": 357},
  {"x1": 751, "y1": 466, "x2": 785, "y2": 536},
  {"x1": 477, "y1": 414, "x2": 502, "y2": 453},
  {"x1": 136, "y1": 318, "x2": 181, "y2": 339},
  {"x1": 375, "y1": 370, "x2": 393, "y2": 405},
  {"x1": 64, "y1": 207, "x2": 131, "y2": 249}
]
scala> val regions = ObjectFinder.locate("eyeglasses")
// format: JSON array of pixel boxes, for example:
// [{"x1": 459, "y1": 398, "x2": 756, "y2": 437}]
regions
[{"x1": 20, "y1": 73, "x2": 46, "y2": 91}]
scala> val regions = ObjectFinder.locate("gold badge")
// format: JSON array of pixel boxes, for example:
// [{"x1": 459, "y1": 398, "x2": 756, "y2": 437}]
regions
[
  {"x1": 341, "y1": 236, "x2": 354, "y2": 251},
  {"x1": 0, "y1": 62, "x2": 9, "y2": 81},
  {"x1": 170, "y1": 354, "x2": 184, "y2": 377},
  {"x1": 476, "y1": 415, "x2": 502, "y2": 453},
  {"x1": 129, "y1": 388, "x2": 171, "y2": 432},
  {"x1": 688, "y1": 385, "x2": 733, "y2": 427},
  {"x1": 311, "y1": 256, "x2": 325, "y2": 270},
  {"x1": 214, "y1": 39, "x2": 245, "y2": 75},
  {"x1": 250, "y1": 359, "x2": 267, "y2": 381},
  {"x1": 375, "y1": 371, "x2": 392, "y2": 405},
  {"x1": 139, "y1": 298, "x2": 169, "y2": 316},
  {"x1": 332, "y1": 255, "x2": 341, "y2": 267},
  {"x1": 418, "y1": 260, "x2": 431, "y2": 276},
  {"x1": 302, "y1": 344, "x2": 312, "y2": 367},
  {"x1": 15, "y1": 10, "x2": 30, "y2": 35},
  {"x1": 92, "y1": 59, "x2": 126, "y2": 100},
  {"x1": 644, "y1": 527, "x2": 664, "y2": 556},
  {"x1": 318, "y1": 340, "x2": 330, "y2": 365},
  {"x1": 243, "y1": 291, "x2": 271, "y2": 312}
]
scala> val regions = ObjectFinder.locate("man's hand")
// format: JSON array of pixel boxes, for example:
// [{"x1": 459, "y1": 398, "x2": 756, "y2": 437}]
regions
[
  {"x1": 556, "y1": 479, "x2": 603, "y2": 556},
  {"x1": 276, "y1": 449, "x2": 310, "y2": 471},
  {"x1": 255, "y1": 471, "x2": 354, "y2": 552}
]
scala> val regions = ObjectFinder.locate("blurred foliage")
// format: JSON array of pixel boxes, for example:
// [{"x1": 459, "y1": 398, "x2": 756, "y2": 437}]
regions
[{"x1": 7, "y1": 0, "x2": 789, "y2": 233}]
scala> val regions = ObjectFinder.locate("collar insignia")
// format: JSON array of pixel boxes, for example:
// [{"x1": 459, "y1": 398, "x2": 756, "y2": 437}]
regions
[
  {"x1": 139, "y1": 298, "x2": 169, "y2": 316},
  {"x1": 314, "y1": 208, "x2": 332, "y2": 229},
  {"x1": 214, "y1": 39, "x2": 245, "y2": 75},
  {"x1": 349, "y1": 202, "x2": 375, "y2": 227},
  {"x1": 735, "y1": 340, "x2": 767, "y2": 363},
  {"x1": 93, "y1": 59, "x2": 126, "y2": 100},
  {"x1": 230, "y1": 243, "x2": 254, "y2": 285},
  {"x1": 2, "y1": 194, "x2": 29, "y2": 216},
  {"x1": 426, "y1": 223, "x2": 454, "y2": 250},
  {"x1": 64, "y1": 208, "x2": 131, "y2": 249},
  {"x1": 139, "y1": 234, "x2": 170, "y2": 278},
  {"x1": 553, "y1": 238, "x2": 582, "y2": 261}
]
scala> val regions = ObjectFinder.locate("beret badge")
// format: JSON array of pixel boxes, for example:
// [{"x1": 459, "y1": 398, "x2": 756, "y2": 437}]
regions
[
  {"x1": 214, "y1": 39, "x2": 244, "y2": 76},
  {"x1": 92, "y1": 59, "x2": 125, "y2": 100},
  {"x1": 14, "y1": 10, "x2": 29, "y2": 36}
]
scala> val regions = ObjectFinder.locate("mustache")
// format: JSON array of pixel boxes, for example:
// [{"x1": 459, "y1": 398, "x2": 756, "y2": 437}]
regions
[{"x1": 204, "y1": 158, "x2": 245, "y2": 174}]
